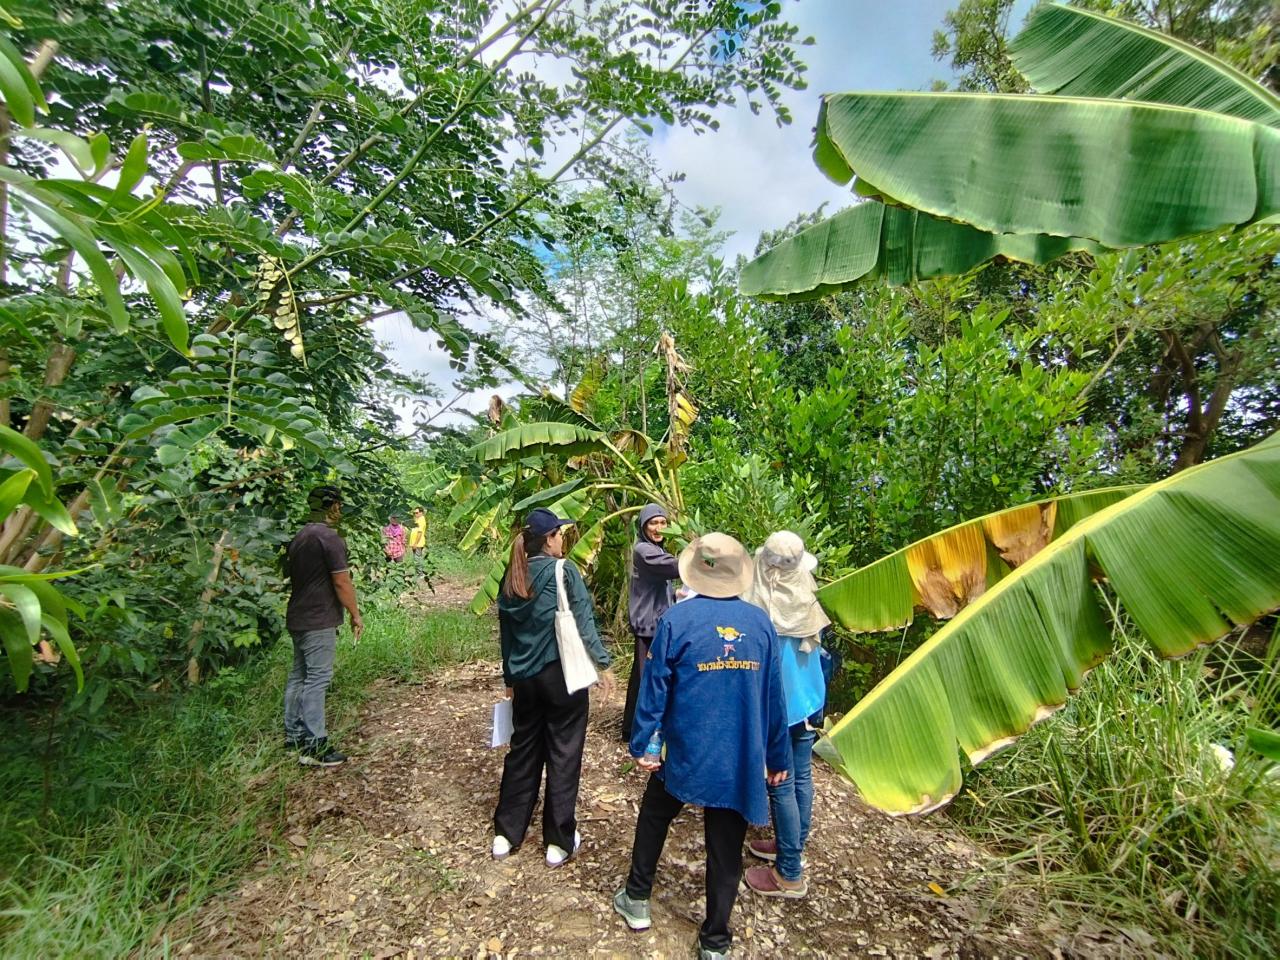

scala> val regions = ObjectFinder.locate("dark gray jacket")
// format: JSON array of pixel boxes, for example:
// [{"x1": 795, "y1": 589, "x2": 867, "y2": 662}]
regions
[{"x1": 628, "y1": 503, "x2": 680, "y2": 638}]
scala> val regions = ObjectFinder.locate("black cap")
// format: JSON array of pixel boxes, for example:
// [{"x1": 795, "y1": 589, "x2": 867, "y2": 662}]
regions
[{"x1": 527, "y1": 507, "x2": 574, "y2": 536}]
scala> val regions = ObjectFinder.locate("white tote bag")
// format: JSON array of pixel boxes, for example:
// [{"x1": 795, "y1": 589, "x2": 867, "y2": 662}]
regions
[{"x1": 555, "y1": 560, "x2": 599, "y2": 694}]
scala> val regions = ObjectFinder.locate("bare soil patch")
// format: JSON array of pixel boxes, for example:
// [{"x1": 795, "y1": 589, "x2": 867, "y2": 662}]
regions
[{"x1": 175, "y1": 592, "x2": 1125, "y2": 959}]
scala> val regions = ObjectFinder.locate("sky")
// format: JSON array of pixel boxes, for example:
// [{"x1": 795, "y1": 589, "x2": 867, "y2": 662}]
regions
[{"x1": 374, "y1": 0, "x2": 1038, "y2": 432}]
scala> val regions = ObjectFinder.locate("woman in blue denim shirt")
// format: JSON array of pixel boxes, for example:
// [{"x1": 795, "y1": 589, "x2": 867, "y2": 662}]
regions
[{"x1": 742, "y1": 531, "x2": 831, "y2": 898}]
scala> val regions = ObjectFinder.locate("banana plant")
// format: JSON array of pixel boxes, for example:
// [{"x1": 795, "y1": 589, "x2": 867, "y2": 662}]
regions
[
  {"x1": 460, "y1": 400, "x2": 684, "y2": 614},
  {"x1": 815, "y1": 432, "x2": 1280, "y2": 815},
  {"x1": 742, "y1": 3, "x2": 1280, "y2": 299},
  {"x1": 460, "y1": 336, "x2": 699, "y2": 615}
]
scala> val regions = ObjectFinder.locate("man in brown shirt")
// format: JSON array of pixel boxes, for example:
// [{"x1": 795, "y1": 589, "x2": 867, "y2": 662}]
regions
[{"x1": 284, "y1": 485, "x2": 362, "y2": 766}]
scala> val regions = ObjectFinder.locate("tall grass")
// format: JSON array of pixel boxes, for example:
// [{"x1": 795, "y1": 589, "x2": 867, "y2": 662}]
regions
[
  {"x1": 948, "y1": 619, "x2": 1280, "y2": 959},
  {"x1": 0, "y1": 600, "x2": 494, "y2": 958}
]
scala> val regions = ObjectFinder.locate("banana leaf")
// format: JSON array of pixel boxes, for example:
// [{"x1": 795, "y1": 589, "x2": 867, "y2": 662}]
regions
[
  {"x1": 813, "y1": 91, "x2": 1280, "y2": 250},
  {"x1": 1009, "y1": 3, "x2": 1280, "y2": 127},
  {"x1": 468, "y1": 422, "x2": 607, "y2": 463},
  {"x1": 820, "y1": 432, "x2": 1280, "y2": 815},
  {"x1": 1245, "y1": 727, "x2": 1280, "y2": 763},
  {"x1": 818, "y1": 486, "x2": 1141, "y2": 632},
  {"x1": 739, "y1": 201, "x2": 1100, "y2": 300},
  {"x1": 511, "y1": 478, "x2": 585, "y2": 512},
  {"x1": 467, "y1": 486, "x2": 596, "y2": 615}
]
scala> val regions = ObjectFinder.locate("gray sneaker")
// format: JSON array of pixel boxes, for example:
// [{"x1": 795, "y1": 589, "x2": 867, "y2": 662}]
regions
[
  {"x1": 697, "y1": 949, "x2": 730, "y2": 960},
  {"x1": 612, "y1": 888, "x2": 651, "y2": 931}
]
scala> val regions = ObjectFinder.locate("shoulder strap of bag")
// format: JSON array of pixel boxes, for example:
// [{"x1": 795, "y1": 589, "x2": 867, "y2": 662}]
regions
[{"x1": 555, "y1": 560, "x2": 569, "y2": 614}]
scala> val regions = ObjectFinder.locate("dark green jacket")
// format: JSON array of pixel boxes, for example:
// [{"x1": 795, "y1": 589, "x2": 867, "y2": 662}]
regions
[{"x1": 497, "y1": 555, "x2": 611, "y2": 685}]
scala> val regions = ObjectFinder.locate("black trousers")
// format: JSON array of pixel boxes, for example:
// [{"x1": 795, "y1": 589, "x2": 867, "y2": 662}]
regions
[
  {"x1": 625, "y1": 775, "x2": 749, "y2": 953},
  {"x1": 620, "y1": 632, "x2": 651, "y2": 742},
  {"x1": 493, "y1": 660, "x2": 589, "y2": 852}
]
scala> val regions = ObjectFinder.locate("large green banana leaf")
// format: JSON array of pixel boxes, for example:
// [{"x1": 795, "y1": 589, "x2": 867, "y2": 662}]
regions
[
  {"x1": 739, "y1": 200, "x2": 1100, "y2": 300},
  {"x1": 468, "y1": 421, "x2": 607, "y2": 463},
  {"x1": 817, "y1": 486, "x2": 1141, "y2": 632},
  {"x1": 741, "y1": 4, "x2": 1280, "y2": 299},
  {"x1": 813, "y1": 91, "x2": 1280, "y2": 250},
  {"x1": 819, "y1": 432, "x2": 1280, "y2": 815},
  {"x1": 1009, "y1": 4, "x2": 1280, "y2": 126}
]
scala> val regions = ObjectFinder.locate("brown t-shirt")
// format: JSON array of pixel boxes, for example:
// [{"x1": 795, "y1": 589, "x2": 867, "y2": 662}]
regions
[{"x1": 285, "y1": 522, "x2": 349, "y2": 632}]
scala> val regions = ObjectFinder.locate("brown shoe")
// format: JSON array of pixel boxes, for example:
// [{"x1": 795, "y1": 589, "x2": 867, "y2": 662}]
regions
[
  {"x1": 745, "y1": 864, "x2": 807, "y2": 899},
  {"x1": 747, "y1": 837, "x2": 777, "y2": 862}
]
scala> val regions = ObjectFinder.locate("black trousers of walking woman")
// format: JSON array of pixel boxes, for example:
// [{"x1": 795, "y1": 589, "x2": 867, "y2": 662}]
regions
[
  {"x1": 493, "y1": 660, "x2": 588, "y2": 853},
  {"x1": 625, "y1": 775, "x2": 749, "y2": 953}
]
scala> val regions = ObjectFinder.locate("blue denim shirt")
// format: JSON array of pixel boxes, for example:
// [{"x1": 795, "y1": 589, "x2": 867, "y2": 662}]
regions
[{"x1": 629, "y1": 595, "x2": 791, "y2": 824}]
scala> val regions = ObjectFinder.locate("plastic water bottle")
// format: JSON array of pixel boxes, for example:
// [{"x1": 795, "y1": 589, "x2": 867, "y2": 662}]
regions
[{"x1": 644, "y1": 730, "x2": 662, "y2": 762}]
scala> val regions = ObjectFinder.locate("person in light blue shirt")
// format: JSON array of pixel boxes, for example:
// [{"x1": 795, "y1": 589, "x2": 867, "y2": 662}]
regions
[
  {"x1": 743, "y1": 531, "x2": 832, "y2": 899},
  {"x1": 612, "y1": 533, "x2": 791, "y2": 960}
]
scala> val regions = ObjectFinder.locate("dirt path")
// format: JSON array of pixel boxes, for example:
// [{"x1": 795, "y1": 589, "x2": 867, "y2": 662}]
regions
[{"x1": 176, "y1": 586, "x2": 1107, "y2": 959}]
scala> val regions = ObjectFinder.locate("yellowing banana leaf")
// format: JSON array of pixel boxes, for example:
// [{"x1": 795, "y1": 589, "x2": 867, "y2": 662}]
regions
[
  {"x1": 468, "y1": 422, "x2": 607, "y2": 463},
  {"x1": 1009, "y1": 3, "x2": 1280, "y2": 127},
  {"x1": 739, "y1": 201, "x2": 1100, "y2": 300},
  {"x1": 570, "y1": 357, "x2": 607, "y2": 414},
  {"x1": 820, "y1": 433, "x2": 1280, "y2": 816},
  {"x1": 818, "y1": 486, "x2": 1141, "y2": 632},
  {"x1": 569, "y1": 519, "x2": 608, "y2": 568},
  {"x1": 813, "y1": 91, "x2": 1280, "y2": 249}
]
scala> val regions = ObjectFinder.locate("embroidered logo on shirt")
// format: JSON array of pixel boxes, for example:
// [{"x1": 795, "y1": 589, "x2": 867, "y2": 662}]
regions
[
  {"x1": 716, "y1": 625, "x2": 741, "y2": 657},
  {"x1": 699, "y1": 626, "x2": 759, "y2": 672}
]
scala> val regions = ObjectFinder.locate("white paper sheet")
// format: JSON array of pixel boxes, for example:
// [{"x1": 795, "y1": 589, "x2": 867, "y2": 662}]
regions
[{"x1": 491, "y1": 698, "x2": 514, "y2": 748}]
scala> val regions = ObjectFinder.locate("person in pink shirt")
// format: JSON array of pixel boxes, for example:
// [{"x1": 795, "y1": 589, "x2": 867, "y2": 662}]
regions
[{"x1": 383, "y1": 515, "x2": 407, "y2": 562}]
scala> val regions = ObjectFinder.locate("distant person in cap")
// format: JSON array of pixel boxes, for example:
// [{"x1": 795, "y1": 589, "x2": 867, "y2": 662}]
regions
[
  {"x1": 492, "y1": 508, "x2": 616, "y2": 867},
  {"x1": 283, "y1": 485, "x2": 362, "y2": 767},
  {"x1": 612, "y1": 532, "x2": 791, "y2": 960},
  {"x1": 621, "y1": 502, "x2": 681, "y2": 742}
]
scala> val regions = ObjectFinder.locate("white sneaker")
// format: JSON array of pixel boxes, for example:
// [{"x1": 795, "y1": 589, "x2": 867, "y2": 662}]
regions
[
  {"x1": 545, "y1": 830, "x2": 581, "y2": 867},
  {"x1": 492, "y1": 835, "x2": 512, "y2": 860}
]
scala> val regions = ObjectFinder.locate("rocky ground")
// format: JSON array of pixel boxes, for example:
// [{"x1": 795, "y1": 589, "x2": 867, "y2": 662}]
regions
[{"x1": 173, "y1": 584, "x2": 1133, "y2": 960}]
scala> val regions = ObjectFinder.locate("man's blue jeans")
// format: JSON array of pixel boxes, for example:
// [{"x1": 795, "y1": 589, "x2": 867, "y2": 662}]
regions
[
  {"x1": 767, "y1": 724, "x2": 816, "y2": 881},
  {"x1": 284, "y1": 627, "x2": 337, "y2": 743}
]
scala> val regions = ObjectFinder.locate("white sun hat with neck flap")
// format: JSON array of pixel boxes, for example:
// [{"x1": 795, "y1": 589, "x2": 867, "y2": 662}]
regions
[{"x1": 746, "y1": 531, "x2": 830, "y2": 648}]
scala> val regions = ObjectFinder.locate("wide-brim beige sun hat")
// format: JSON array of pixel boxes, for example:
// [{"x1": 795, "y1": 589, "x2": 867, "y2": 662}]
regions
[{"x1": 678, "y1": 532, "x2": 754, "y2": 598}]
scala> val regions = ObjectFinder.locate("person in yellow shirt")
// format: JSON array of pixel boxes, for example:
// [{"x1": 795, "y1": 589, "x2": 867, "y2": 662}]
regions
[{"x1": 408, "y1": 507, "x2": 428, "y2": 554}]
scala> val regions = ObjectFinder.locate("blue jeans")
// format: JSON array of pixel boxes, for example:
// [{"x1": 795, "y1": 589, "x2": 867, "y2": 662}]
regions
[
  {"x1": 284, "y1": 627, "x2": 337, "y2": 743},
  {"x1": 767, "y1": 724, "x2": 815, "y2": 881}
]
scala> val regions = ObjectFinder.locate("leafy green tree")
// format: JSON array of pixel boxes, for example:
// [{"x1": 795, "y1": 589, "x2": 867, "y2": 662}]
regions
[{"x1": 0, "y1": 0, "x2": 813, "y2": 694}]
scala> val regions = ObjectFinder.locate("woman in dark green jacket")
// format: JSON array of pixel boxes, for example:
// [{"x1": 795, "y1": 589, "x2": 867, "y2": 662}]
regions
[{"x1": 492, "y1": 508, "x2": 615, "y2": 867}]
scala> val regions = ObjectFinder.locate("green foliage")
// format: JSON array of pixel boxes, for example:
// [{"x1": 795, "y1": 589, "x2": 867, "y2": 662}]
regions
[
  {"x1": 0, "y1": 601, "x2": 494, "y2": 956},
  {"x1": 948, "y1": 621, "x2": 1280, "y2": 959},
  {"x1": 681, "y1": 417, "x2": 845, "y2": 566},
  {"x1": 817, "y1": 432, "x2": 1280, "y2": 815},
  {"x1": 0, "y1": 0, "x2": 811, "y2": 696},
  {"x1": 745, "y1": 2, "x2": 1280, "y2": 298}
]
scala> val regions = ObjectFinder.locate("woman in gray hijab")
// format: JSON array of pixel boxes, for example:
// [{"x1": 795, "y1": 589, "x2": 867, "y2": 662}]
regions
[{"x1": 620, "y1": 503, "x2": 681, "y2": 741}]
